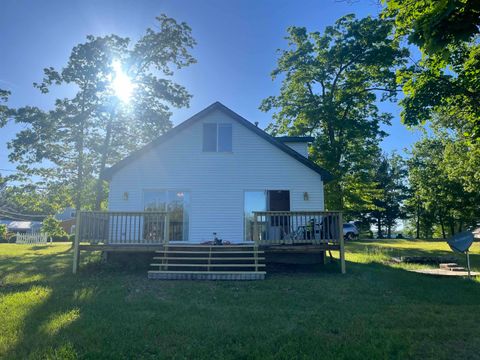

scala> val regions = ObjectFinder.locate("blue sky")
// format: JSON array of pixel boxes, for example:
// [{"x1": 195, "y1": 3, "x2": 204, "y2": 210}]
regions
[{"x1": 0, "y1": 0, "x2": 423, "y2": 174}]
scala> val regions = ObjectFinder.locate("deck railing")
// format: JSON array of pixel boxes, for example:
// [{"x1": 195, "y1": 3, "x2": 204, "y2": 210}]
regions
[
  {"x1": 252, "y1": 211, "x2": 343, "y2": 246},
  {"x1": 73, "y1": 209, "x2": 346, "y2": 274},
  {"x1": 77, "y1": 211, "x2": 169, "y2": 245}
]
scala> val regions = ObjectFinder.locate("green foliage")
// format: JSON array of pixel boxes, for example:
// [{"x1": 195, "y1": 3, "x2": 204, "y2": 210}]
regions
[
  {"x1": 383, "y1": 0, "x2": 480, "y2": 56},
  {"x1": 0, "y1": 89, "x2": 10, "y2": 127},
  {"x1": 406, "y1": 128, "x2": 480, "y2": 238},
  {"x1": 9, "y1": 14, "x2": 196, "y2": 210},
  {"x1": 261, "y1": 14, "x2": 408, "y2": 210},
  {"x1": 398, "y1": 42, "x2": 480, "y2": 138},
  {"x1": 0, "y1": 224, "x2": 7, "y2": 241},
  {"x1": 383, "y1": 0, "x2": 480, "y2": 138},
  {"x1": 41, "y1": 216, "x2": 67, "y2": 237},
  {"x1": 0, "y1": 176, "x2": 71, "y2": 217},
  {"x1": 365, "y1": 153, "x2": 409, "y2": 237}
]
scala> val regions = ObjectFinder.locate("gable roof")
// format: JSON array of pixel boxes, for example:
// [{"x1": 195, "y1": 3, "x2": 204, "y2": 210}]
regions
[{"x1": 102, "y1": 102, "x2": 333, "y2": 182}]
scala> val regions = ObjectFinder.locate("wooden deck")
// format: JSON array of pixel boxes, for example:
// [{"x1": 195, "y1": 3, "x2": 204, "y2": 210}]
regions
[{"x1": 72, "y1": 210, "x2": 346, "y2": 277}]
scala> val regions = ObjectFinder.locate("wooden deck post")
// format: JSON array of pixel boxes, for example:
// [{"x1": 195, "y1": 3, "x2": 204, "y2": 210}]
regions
[
  {"x1": 253, "y1": 213, "x2": 259, "y2": 245},
  {"x1": 338, "y1": 212, "x2": 346, "y2": 274},
  {"x1": 163, "y1": 212, "x2": 170, "y2": 244},
  {"x1": 72, "y1": 211, "x2": 81, "y2": 274}
]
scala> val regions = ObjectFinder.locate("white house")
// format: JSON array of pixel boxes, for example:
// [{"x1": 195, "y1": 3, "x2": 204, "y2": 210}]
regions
[
  {"x1": 55, "y1": 207, "x2": 76, "y2": 221},
  {"x1": 102, "y1": 102, "x2": 332, "y2": 244}
]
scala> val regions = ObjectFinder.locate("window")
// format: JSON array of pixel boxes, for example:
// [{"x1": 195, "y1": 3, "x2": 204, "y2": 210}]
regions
[
  {"x1": 143, "y1": 190, "x2": 190, "y2": 241},
  {"x1": 203, "y1": 123, "x2": 232, "y2": 152},
  {"x1": 218, "y1": 124, "x2": 232, "y2": 152},
  {"x1": 203, "y1": 123, "x2": 217, "y2": 152}
]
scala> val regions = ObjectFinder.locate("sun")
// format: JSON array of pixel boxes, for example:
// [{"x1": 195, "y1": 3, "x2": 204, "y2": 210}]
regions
[{"x1": 110, "y1": 60, "x2": 135, "y2": 103}]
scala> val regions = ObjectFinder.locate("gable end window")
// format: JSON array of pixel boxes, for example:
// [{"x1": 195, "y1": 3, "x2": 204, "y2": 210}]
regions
[{"x1": 203, "y1": 123, "x2": 232, "y2": 152}]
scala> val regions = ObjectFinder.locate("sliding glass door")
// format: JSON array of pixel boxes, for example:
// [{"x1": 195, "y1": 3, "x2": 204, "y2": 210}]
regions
[
  {"x1": 144, "y1": 190, "x2": 190, "y2": 241},
  {"x1": 244, "y1": 190, "x2": 290, "y2": 241},
  {"x1": 244, "y1": 191, "x2": 267, "y2": 241}
]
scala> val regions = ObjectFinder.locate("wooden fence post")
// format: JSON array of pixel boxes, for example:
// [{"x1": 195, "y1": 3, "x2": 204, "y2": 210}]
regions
[
  {"x1": 338, "y1": 212, "x2": 346, "y2": 274},
  {"x1": 72, "y1": 211, "x2": 81, "y2": 274}
]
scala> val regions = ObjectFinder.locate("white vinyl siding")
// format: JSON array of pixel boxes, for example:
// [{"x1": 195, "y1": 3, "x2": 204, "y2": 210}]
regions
[
  {"x1": 108, "y1": 109, "x2": 325, "y2": 243},
  {"x1": 284, "y1": 142, "x2": 309, "y2": 157}
]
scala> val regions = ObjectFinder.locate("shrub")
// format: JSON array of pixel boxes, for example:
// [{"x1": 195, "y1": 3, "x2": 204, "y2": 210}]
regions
[{"x1": 41, "y1": 216, "x2": 67, "y2": 238}]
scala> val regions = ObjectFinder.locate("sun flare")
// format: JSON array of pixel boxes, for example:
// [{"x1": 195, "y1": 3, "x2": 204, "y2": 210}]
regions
[{"x1": 111, "y1": 60, "x2": 135, "y2": 103}]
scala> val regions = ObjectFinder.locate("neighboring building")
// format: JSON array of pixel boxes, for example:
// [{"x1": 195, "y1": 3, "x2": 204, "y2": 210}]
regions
[
  {"x1": 54, "y1": 207, "x2": 77, "y2": 234},
  {"x1": 103, "y1": 102, "x2": 332, "y2": 243},
  {"x1": 473, "y1": 227, "x2": 480, "y2": 239},
  {"x1": 55, "y1": 207, "x2": 76, "y2": 221},
  {"x1": 6, "y1": 221, "x2": 42, "y2": 233},
  {"x1": 60, "y1": 218, "x2": 76, "y2": 235}
]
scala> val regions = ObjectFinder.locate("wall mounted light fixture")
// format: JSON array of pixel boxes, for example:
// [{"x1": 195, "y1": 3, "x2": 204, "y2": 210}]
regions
[
  {"x1": 123, "y1": 192, "x2": 129, "y2": 201},
  {"x1": 303, "y1": 192, "x2": 309, "y2": 201}
]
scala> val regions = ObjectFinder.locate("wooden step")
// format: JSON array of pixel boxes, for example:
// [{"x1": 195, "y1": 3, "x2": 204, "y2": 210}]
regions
[
  {"x1": 448, "y1": 266, "x2": 466, "y2": 272},
  {"x1": 163, "y1": 244, "x2": 256, "y2": 248},
  {"x1": 148, "y1": 270, "x2": 266, "y2": 280},
  {"x1": 149, "y1": 244, "x2": 265, "y2": 281},
  {"x1": 439, "y1": 263, "x2": 458, "y2": 269},
  {"x1": 150, "y1": 263, "x2": 265, "y2": 267},
  {"x1": 155, "y1": 250, "x2": 264, "y2": 254},
  {"x1": 153, "y1": 256, "x2": 265, "y2": 261}
]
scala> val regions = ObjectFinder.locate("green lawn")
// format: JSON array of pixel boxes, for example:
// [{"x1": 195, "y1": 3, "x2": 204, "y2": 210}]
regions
[{"x1": 1, "y1": 240, "x2": 480, "y2": 359}]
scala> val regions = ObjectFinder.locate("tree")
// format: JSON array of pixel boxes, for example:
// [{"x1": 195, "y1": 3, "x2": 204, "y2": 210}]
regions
[
  {"x1": 383, "y1": 0, "x2": 480, "y2": 56},
  {"x1": 367, "y1": 153, "x2": 408, "y2": 238},
  {"x1": 0, "y1": 224, "x2": 7, "y2": 241},
  {"x1": 406, "y1": 132, "x2": 480, "y2": 238},
  {"x1": 383, "y1": 0, "x2": 480, "y2": 138},
  {"x1": 0, "y1": 174, "x2": 66, "y2": 220},
  {"x1": 10, "y1": 15, "x2": 196, "y2": 211},
  {"x1": 261, "y1": 14, "x2": 408, "y2": 210},
  {"x1": 397, "y1": 41, "x2": 480, "y2": 138},
  {"x1": 41, "y1": 216, "x2": 67, "y2": 237},
  {"x1": 0, "y1": 89, "x2": 10, "y2": 127}
]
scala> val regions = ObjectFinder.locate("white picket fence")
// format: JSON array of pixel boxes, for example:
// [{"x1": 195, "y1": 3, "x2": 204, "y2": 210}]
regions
[{"x1": 16, "y1": 232, "x2": 50, "y2": 244}]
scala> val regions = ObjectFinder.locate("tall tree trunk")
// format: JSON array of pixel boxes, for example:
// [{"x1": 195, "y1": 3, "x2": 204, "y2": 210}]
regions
[
  {"x1": 377, "y1": 217, "x2": 382, "y2": 238},
  {"x1": 449, "y1": 220, "x2": 455, "y2": 236},
  {"x1": 440, "y1": 216, "x2": 446, "y2": 239},
  {"x1": 387, "y1": 224, "x2": 391, "y2": 239},
  {"x1": 74, "y1": 113, "x2": 86, "y2": 211},
  {"x1": 416, "y1": 202, "x2": 420, "y2": 239},
  {"x1": 94, "y1": 112, "x2": 114, "y2": 210}
]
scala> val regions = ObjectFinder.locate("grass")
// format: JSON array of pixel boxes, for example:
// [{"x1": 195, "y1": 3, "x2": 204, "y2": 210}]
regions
[{"x1": 1, "y1": 240, "x2": 480, "y2": 359}]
